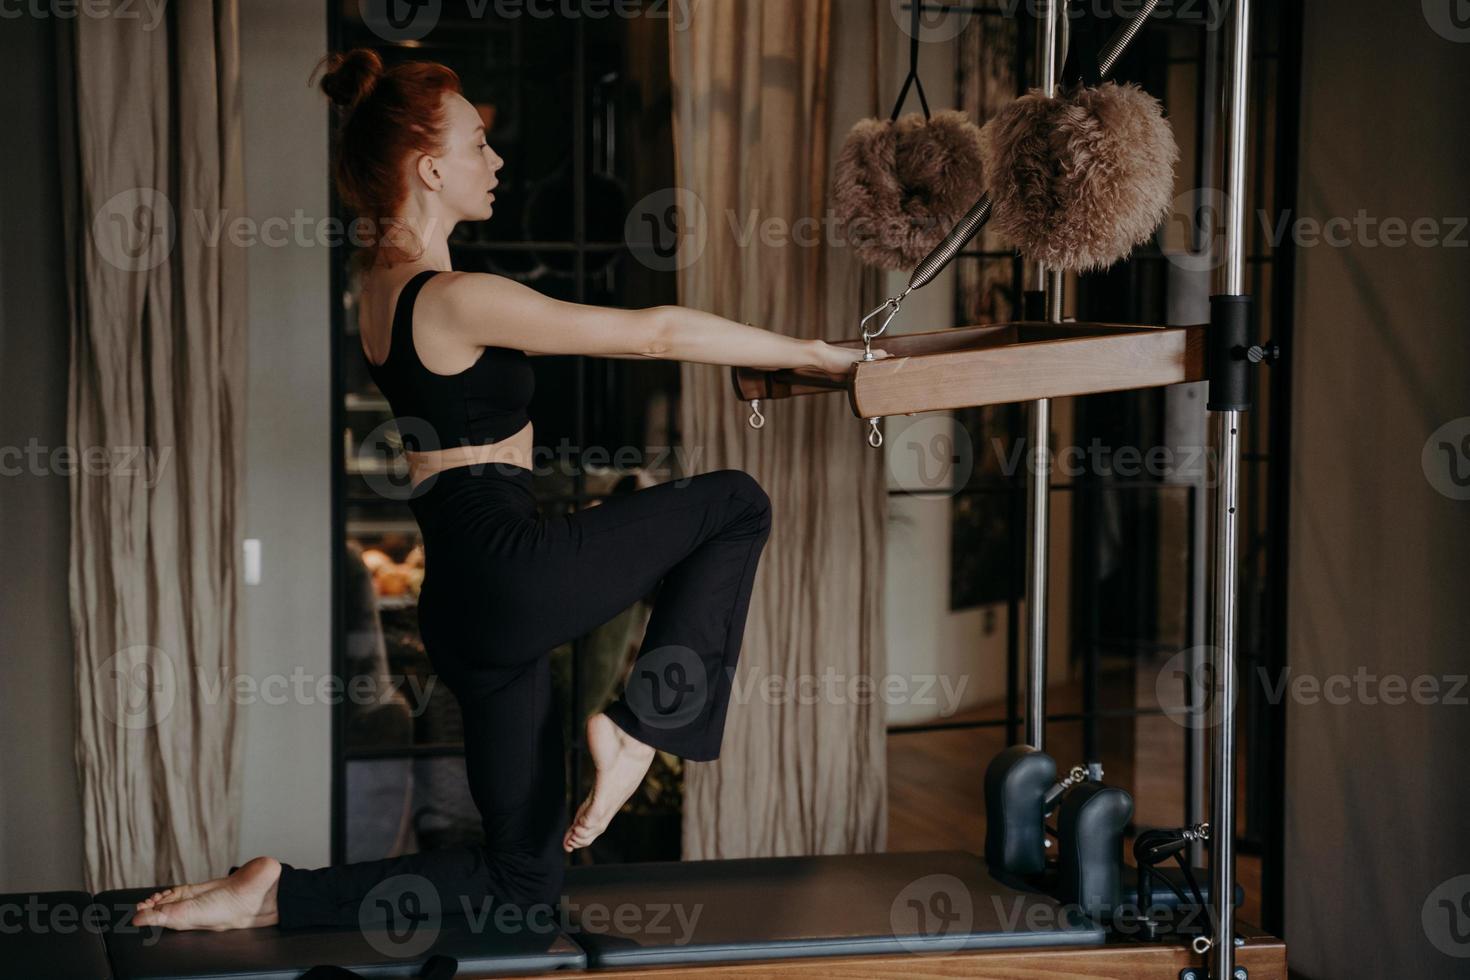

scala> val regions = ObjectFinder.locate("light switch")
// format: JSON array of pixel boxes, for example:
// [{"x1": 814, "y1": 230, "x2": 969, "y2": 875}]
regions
[{"x1": 243, "y1": 538, "x2": 262, "y2": 585}]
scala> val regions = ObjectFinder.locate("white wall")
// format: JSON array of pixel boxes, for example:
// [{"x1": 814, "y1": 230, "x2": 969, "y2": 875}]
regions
[
  {"x1": 235, "y1": 0, "x2": 334, "y2": 868},
  {"x1": 1284, "y1": 2, "x2": 1470, "y2": 977}
]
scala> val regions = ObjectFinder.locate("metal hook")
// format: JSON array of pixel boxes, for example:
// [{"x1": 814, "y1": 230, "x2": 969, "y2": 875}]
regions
[
  {"x1": 866, "y1": 417, "x2": 883, "y2": 448},
  {"x1": 860, "y1": 296, "x2": 904, "y2": 360},
  {"x1": 748, "y1": 398, "x2": 766, "y2": 430}
]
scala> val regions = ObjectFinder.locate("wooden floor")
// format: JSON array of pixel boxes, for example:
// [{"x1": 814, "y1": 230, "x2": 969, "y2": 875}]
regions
[
  {"x1": 524, "y1": 934, "x2": 1286, "y2": 979},
  {"x1": 885, "y1": 671, "x2": 1264, "y2": 926}
]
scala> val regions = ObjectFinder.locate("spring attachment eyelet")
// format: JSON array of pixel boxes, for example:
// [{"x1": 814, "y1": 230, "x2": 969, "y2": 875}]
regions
[
  {"x1": 748, "y1": 398, "x2": 766, "y2": 430},
  {"x1": 867, "y1": 417, "x2": 883, "y2": 448}
]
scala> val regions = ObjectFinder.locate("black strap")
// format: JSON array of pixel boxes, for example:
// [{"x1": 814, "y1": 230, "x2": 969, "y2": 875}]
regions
[
  {"x1": 890, "y1": 1, "x2": 932, "y2": 121},
  {"x1": 1061, "y1": 0, "x2": 1105, "y2": 89}
]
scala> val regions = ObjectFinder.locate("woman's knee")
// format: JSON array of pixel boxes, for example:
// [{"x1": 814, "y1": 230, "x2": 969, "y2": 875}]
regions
[{"x1": 709, "y1": 468, "x2": 771, "y2": 518}]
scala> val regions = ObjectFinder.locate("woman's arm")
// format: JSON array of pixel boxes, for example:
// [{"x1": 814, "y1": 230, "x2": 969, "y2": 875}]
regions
[
  {"x1": 435, "y1": 272, "x2": 665, "y2": 358},
  {"x1": 432, "y1": 271, "x2": 886, "y2": 372},
  {"x1": 658, "y1": 306, "x2": 871, "y2": 372}
]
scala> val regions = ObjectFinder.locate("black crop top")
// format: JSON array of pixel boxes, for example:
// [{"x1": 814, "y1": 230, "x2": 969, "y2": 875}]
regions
[{"x1": 364, "y1": 270, "x2": 534, "y2": 452}]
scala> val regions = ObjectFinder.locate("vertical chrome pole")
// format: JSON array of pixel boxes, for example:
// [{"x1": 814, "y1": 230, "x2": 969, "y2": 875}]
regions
[
  {"x1": 1210, "y1": 0, "x2": 1251, "y2": 976},
  {"x1": 1187, "y1": 6, "x2": 1223, "y2": 874},
  {"x1": 1025, "y1": 0, "x2": 1064, "y2": 751}
]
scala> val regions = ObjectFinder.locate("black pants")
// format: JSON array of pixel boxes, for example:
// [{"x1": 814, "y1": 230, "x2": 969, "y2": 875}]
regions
[{"x1": 274, "y1": 463, "x2": 772, "y2": 930}]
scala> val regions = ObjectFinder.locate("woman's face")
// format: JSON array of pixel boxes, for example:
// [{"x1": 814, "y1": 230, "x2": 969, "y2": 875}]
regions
[{"x1": 430, "y1": 92, "x2": 504, "y2": 222}]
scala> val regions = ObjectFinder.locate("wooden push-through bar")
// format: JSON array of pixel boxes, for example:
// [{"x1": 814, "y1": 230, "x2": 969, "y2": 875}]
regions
[{"x1": 730, "y1": 321, "x2": 1207, "y2": 420}]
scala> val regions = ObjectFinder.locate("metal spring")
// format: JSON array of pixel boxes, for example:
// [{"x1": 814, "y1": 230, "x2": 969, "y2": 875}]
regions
[
  {"x1": 1098, "y1": 0, "x2": 1164, "y2": 77},
  {"x1": 909, "y1": 195, "x2": 993, "y2": 293}
]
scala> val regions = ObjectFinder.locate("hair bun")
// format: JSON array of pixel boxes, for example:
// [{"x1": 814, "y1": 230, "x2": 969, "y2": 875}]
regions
[{"x1": 315, "y1": 48, "x2": 384, "y2": 113}]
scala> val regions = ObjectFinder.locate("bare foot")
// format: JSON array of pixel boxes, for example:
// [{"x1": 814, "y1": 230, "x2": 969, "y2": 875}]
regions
[
  {"x1": 563, "y1": 713, "x2": 656, "y2": 852},
  {"x1": 132, "y1": 856, "x2": 282, "y2": 931},
  {"x1": 134, "y1": 874, "x2": 231, "y2": 912}
]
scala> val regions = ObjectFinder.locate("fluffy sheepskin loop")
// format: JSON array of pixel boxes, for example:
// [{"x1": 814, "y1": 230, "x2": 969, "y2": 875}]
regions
[
  {"x1": 833, "y1": 110, "x2": 986, "y2": 271},
  {"x1": 979, "y1": 82, "x2": 1179, "y2": 272}
]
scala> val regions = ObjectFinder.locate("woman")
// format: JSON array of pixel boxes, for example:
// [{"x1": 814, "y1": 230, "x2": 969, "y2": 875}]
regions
[{"x1": 133, "y1": 49, "x2": 887, "y2": 933}]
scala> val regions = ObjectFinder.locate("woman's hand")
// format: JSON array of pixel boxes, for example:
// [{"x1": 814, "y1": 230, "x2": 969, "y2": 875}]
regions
[{"x1": 812, "y1": 340, "x2": 892, "y2": 374}]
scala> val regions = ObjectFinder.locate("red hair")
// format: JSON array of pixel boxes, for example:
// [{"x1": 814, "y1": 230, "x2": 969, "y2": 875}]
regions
[{"x1": 311, "y1": 48, "x2": 462, "y2": 271}]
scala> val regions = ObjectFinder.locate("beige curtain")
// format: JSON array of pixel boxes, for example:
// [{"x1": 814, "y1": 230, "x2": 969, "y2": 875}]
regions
[
  {"x1": 57, "y1": 2, "x2": 248, "y2": 891},
  {"x1": 671, "y1": 0, "x2": 890, "y2": 858}
]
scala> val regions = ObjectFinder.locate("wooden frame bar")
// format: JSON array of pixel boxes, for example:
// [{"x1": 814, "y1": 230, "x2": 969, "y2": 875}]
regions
[
  {"x1": 729, "y1": 322, "x2": 1206, "y2": 418},
  {"x1": 488, "y1": 928, "x2": 1286, "y2": 979}
]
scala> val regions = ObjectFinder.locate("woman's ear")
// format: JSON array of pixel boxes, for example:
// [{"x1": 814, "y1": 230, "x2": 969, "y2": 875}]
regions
[{"x1": 414, "y1": 153, "x2": 441, "y2": 191}]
